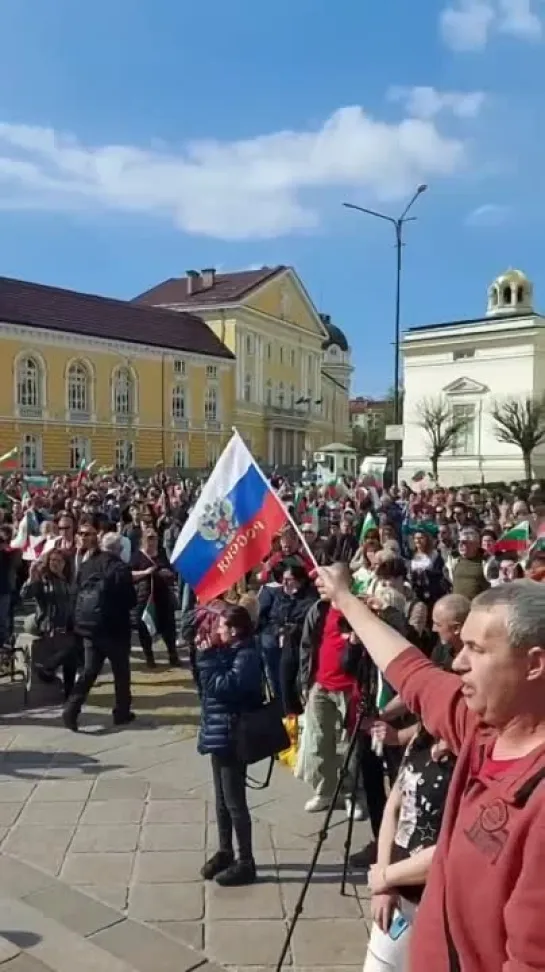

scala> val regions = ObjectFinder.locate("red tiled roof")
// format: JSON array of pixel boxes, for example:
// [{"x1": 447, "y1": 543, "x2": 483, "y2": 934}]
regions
[
  {"x1": 349, "y1": 397, "x2": 388, "y2": 414},
  {"x1": 134, "y1": 266, "x2": 286, "y2": 307},
  {"x1": 0, "y1": 276, "x2": 234, "y2": 359}
]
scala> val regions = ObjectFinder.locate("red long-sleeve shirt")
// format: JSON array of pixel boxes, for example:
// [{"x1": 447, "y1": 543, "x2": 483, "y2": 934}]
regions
[{"x1": 385, "y1": 646, "x2": 545, "y2": 972}]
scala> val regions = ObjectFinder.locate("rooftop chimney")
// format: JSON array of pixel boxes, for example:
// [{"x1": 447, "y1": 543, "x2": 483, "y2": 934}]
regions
[
  {"x1": 200, "y1": 267, "x2": 216, "y2": 290},
  {"x1": 186, "y1": 270, "x2": 201, "y2": 297}
]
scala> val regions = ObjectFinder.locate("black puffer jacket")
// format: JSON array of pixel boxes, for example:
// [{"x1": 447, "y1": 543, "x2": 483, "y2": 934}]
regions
[{"x1": 195, "y1": 637, "x2": 263, "y2": 756}]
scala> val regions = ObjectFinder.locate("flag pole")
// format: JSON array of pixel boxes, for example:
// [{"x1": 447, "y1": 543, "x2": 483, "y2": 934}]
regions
[{"x1": 231, "y1": 428, "x2": 319, "y2": 570}]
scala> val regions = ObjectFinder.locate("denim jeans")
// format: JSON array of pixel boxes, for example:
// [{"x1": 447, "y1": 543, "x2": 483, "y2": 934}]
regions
[{"x1": 210, "y1": 753, "x2": 253, "y2": 862}]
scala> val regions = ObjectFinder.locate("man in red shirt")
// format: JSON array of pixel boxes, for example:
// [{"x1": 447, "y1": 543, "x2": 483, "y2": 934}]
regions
[
  {"x1": 316, "y1": 565, "x2": 545, "y2": 972},
  {"x1": 299, "y1": 599, "x2": 364, "y2": 817}
]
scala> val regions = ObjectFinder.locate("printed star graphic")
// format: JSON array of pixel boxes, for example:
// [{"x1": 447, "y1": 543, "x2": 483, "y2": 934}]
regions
[{"x1": 416, "y1": 821, "x2": 436, "y2": 844}]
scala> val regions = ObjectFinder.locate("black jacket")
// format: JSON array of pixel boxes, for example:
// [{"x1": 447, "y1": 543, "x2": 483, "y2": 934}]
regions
[
  {"x1": 195, "y1": 637, "x2": 263, "y2": 756},
  {"x1": 75, "y1": 550, "x2": 136, "y2": 640}
]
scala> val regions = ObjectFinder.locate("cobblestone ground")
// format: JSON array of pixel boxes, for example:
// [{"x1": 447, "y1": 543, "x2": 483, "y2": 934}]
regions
[{"x1": 0, "y1": 640, "x2": 372, "y2": 972}]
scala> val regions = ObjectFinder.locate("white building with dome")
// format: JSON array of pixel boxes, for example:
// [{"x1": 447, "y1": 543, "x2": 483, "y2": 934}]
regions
[{"x1": 400, "y1": 270, "x2": 545, "y2": 485}]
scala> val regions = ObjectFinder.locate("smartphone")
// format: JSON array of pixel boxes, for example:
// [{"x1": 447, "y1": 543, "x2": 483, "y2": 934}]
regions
[{"x1": 389, "y1": 910, "x2": 410, "y2": 941}]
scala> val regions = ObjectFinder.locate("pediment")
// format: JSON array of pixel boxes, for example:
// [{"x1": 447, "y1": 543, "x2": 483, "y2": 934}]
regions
[{"x1": 443, "y1": 376, "x2": 489, "y2": 395}]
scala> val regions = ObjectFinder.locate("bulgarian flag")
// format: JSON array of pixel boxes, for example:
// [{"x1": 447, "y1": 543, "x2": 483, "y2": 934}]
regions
[
  {"x1": 0, "y1": 447, "x2": 19, "y2": 471},
  {"x1": 301, "y1": 504, "x2": 319, "y2": 533},
  {"x1": 495, "y1": 521, "x2": 530, "y2": 555},
  {"x1": 142, "y1": 593, "x2": 157, "y2": 638},
  {"x1": 75, "y1": 458, "x2": 96, "y2": 485},
  {"x1": 294, "y1": 488, "x2": 307, "y2": 517},
  {"x1": 359, "y1": 511, "x2": 377, "y2": 542}
]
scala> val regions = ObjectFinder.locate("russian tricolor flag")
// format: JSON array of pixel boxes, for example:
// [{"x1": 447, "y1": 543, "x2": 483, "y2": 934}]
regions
[{"x1": 170, "y1": 431, "x2": 287, "y2": 603}]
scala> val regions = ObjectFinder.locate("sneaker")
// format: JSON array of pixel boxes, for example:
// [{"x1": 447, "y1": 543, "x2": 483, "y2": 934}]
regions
[
  {"x1": 215, "y1": 860, "x2": 257, "y2": 887},
  {"x1": 304, "y1": 794, "x2": 331, "y2": 813},
  {"x1": 345, "y1": 797, "x2": 365, "y2": 821},
  {"x1": 349, "y1": 841, "x2": 377, "y2": 870},
  {"x1": 201, "y1": 851, "x2": 235, "y2": 880}
]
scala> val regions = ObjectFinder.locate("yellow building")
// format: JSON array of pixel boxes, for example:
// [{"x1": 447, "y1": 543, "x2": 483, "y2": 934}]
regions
[
  {"x1": 136, "y1": 266, "x2": 353, "y2": 468},
  {"x1": 0, "y1": 275, "x2": 235, "y2": 473}
]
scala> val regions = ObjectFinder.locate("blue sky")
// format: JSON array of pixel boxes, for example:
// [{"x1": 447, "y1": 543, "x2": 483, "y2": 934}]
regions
[{"x1": 0, "y1": 0, "x2": 544, "y2": 396}]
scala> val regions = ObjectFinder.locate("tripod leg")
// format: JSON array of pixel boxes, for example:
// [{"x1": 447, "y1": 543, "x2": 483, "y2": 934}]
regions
[
  {"x1": 275, "y1": 706, "x2": 366, "y2": 971},
  {"x1": 340, "y1": 740, "x2": 360, "y2": 896}
]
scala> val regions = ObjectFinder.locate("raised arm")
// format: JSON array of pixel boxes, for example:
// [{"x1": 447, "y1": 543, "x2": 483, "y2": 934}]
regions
[{"x1": 315, "y1": 564, "x2": 475, "y2": 754}]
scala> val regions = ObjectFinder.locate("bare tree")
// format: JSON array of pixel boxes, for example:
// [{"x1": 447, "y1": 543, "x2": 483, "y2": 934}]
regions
[
  {"x1": 490, "y1": 395, "x2": 545, "y2": 482},
  {"x1": 416, "y1": 397, "x2": 470, "y2": 480}
]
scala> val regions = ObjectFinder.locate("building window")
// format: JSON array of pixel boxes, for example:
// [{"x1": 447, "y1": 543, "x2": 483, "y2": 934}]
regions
[
  {"x1": 290, "y1": 384, "x2": 296, "y2": 408},
  {"x1": 16, "y1": 356, "x2": 43, "y2": 411},
  {"x1": 503, "y1": 286, "x2": 512, "y2": 305},
  {"x1": 279, "y1": 347, "x2": 284, "y2": 365},
  {"x1": 245, "y1": 333, "x2": 254, "y2": 355},
  {"x1": 277, "y1": 382, "x2": 285, "y2": 409},
  {"x1": 173, "y1": 441, "x2": 188, "y2": 469},
  {"x1": 115, "y1": 439, "x2": 134, "y2": 470},
  {"x1": 205, "y1": 385, "x2": 218, "y2": 422},
  {"x1": 451, "y1": 404, "x2": 476, "y2": 455},
  {"x1": 243, "y1": 374, "x2": 253, "y2": 403},
  {"x1": 21, "y1": 434, "x2": 41, "y2": 472},
  {"x1": 69, "y1": 437, "x2": 90, "y2": 471},
  {"x1": 67, "y1": 361, "x2": 90, "y2": 415},
  {"x1": 290, "y1": 349, "x2": 296, "y2": 367},
  {"x1": 174, "y1": 358, "x2": 186, "y2": 376},
  {"x1": 265, "y1": 379, "x2": 273, "y2": 406},
  {"x1": 266, "y1": 343, "x2": 272, "y2": 360},
  {"x1": 172, "y1": 384, "x2": 186, "y2": 421},
  {"x1": 206, "y1": 440, "x2": 220, "y2": 467},
  {"x1": 453, "y1": 349, "x2": 475, "y2": 361},
  {"x1": 206, "y1": 365, "x2": 218, "y2": 380},
  {"x1": 113, "y1": 367, "x2": 134, "y2": 416}
]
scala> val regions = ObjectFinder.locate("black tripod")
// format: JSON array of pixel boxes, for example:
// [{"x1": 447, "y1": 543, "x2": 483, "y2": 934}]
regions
[{"x1": 275, "y1": 702, "x2": 367, "y2": 972}]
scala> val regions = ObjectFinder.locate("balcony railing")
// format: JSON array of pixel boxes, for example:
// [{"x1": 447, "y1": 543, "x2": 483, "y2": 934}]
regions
[
  {"x1": 205, "y1": 420, "x2": 221, "y2": 431},
  {"x1": 18, "y1": 405, "x2": 43, "y2": 419},
  {"x1": 264, "y1": 404, "x2": 310, "y2": 419},
  {"x1": 113, "y1": 411, "x2": 135, "y2": 425},
  {"x1": 68, "y1": 409, "x2": 90, "y2": 423},
  {"x1": 172, "y1": 417, "x2": 189, "y2": 429}
]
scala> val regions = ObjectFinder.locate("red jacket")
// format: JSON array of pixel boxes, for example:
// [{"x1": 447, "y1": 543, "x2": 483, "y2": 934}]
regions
[{"x1": 386, "y1": 647, "x2": 545, "y2": 972}]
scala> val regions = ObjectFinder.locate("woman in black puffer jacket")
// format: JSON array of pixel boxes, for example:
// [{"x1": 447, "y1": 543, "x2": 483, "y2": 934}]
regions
[{"x1": 195, "y1": 604, "x2": 263, "y2": 888}]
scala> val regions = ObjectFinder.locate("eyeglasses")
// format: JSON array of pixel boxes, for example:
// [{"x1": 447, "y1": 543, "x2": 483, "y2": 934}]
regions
[{"x1": 78, "y1": 530, "x2": 94, "y2": 538}]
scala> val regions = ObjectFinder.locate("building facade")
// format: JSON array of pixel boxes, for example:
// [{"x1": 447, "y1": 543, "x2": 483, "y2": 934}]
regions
[
  {"x1": 400, "y1": 270, "x2": 545, "y2": 485},
  {"x1": 0, "y1": 276, "x2": 235, "y2": 472},
  {"x1": 136, "y1": 266, "x2": 352, "y2": 469}
]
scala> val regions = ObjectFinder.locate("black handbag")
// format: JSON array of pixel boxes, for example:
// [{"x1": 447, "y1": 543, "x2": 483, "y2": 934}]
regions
[{"x1": 234, "y1": 675, "x2": 290, "y2": 768}]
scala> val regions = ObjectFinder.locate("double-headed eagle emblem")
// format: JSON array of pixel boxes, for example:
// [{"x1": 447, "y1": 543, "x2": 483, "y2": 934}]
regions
[{"x1": 197, "y1": 498, "x2": 238, "y2": 549}]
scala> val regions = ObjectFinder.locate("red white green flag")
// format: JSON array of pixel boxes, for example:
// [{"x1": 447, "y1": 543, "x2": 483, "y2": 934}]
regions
[{"x1": 495, "y1": 521, "x2": 530, "y2": 554}]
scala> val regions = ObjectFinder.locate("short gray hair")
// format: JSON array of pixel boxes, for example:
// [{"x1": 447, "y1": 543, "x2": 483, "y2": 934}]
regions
[
  {"x1": 435, "y1": 593, "x2": 471, "y2": 625},
  {"x1": 101, "y1": 532, "x2": 121, "y2": 556},
  {"x1": 472, "y1": 580, "x2": 545, "y2": 652}
]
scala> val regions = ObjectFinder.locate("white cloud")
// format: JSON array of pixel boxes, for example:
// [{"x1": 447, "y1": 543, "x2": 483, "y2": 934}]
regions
[
  {"x1": 465, "y1": 203, "x2": 510, "y2": 225},
  {"x1": 388, "y1": 86, "x2": 486, "y2": 119},
  {"x1": 0, "y1": 106, "x2": 468, "y2": 241},
  {"x1": 440, "y1": 0, "x2": 542, "y2": 49}
]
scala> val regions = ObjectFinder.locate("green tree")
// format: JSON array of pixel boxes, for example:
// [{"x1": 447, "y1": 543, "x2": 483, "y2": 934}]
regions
[
  {"x1": 416, "y1": 397, "x2": 470, "y2": 480},
  {"x1": 490, "y1": 395, "x2": 545, "y2": 482}
]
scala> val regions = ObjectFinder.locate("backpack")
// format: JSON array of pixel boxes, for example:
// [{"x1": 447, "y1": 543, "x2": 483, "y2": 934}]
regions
[{"x1": 74, "y1": 571, "x2": 109, "y2": 636}]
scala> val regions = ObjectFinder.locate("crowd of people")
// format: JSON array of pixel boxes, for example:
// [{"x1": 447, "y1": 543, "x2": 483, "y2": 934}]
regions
[{"x1": 0, "y1": 467, "x2": 544, "y2": 966}]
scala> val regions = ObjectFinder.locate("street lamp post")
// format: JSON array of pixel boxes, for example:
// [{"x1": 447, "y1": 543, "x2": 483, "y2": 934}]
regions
[{"x1": 343, "y1": 184, "x2": 427, "y2": 483}]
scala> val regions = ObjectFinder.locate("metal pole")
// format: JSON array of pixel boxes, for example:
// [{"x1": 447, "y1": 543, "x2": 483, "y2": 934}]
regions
[{"x1": 342, "y1": 186, "x2": 427, "y2": 485}]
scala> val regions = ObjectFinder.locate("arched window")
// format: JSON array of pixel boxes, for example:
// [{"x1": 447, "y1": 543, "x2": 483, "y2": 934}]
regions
[
  {"x1": 503, "y1": 286, "x2": 512, "y2": 305},
  {"x1": 265, "y1": 379, "x2": 273, "y2": 407},
  {"x1": 16, "y1": 356, "x2": 43, "y2": 412},
  {"x1": 206, "y1": 440, "x2": 220, "y2": 467},
  {"x1": 21, "y1": 434, "x2": 41, "y2": 472},
  {"x1": 517, "y1": 285, "x2": 524, "y2": 304},
  {"x1": 115, "y1": 439, "x2": 134, "y2": 470},
  {"x1": 243, "y1": 374, "x2": 252, "y2": 403},
  {"x1": 69, "y1": 437, "x2": 90, "y2": 471},
  {"x1": 67, "y1": 361, "x2": 90, "y2": 415},
  {"x1": 173, "y1": 440, "x2": 188, "y2": 469},
  {"x1": 172, "y1": 384, "x2": 186, "y2": 421},
  {"x1": 205, "y1": 385, "x2": 218, "y2": 422},
  {"x1": 113, "y1": 367, "x2": 134, "y2": 417},
  {"x1": 277, "y1": 382, "x2": 285, "y2": 409}
]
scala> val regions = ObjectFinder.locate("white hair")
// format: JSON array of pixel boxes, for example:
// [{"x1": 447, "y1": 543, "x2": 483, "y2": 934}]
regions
[
  {"x1": 472, "y1": 580, "x2": 545, "y2": 652},
  {"x1": 101, "y1": 533, "x2": 121, "y2": 556}
]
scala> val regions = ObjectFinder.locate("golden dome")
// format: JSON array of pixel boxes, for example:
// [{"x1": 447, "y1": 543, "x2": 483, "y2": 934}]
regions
[{"x1": 493, "y1": 268, "x2": 530, "y2": 286}]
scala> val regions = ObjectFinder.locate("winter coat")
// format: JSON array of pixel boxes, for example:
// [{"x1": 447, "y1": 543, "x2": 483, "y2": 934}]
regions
[
  {"x1": 257, "y1": 584, "x2": 317, "y2": 715},
  {"x1": 195, "y1": 637, "x2": 264, "y2": 756}
]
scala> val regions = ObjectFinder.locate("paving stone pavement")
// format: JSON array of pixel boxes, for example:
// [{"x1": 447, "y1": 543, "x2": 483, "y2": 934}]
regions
[{"x1": 0, "y1": 647, "x2": 373, "y2": 971}]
